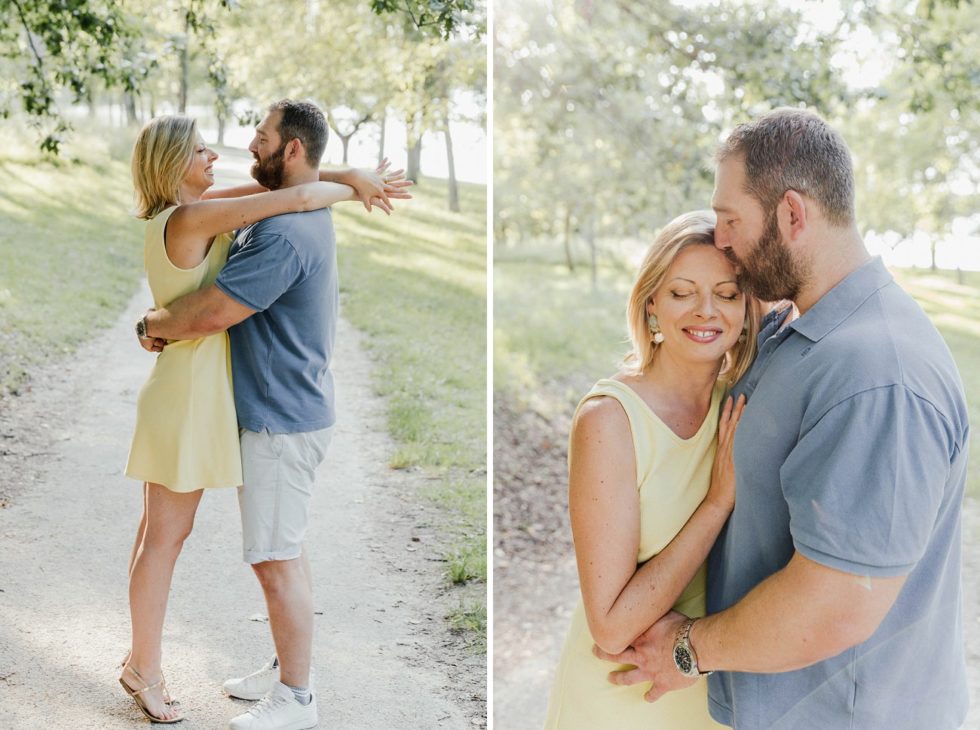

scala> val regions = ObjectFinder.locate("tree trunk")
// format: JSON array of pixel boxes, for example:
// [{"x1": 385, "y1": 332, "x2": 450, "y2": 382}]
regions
[
  {"x1": 406, "y1": 112, "x2": 423, "y2": 182},
  {"x1": 587, "y1": 216, "x2": 597, "y2": 292},
  {"x1": 217, "y1": 109, "x2": 226, "y2": 146},
  {"x1": 178, "y1": 17, "x2": 190, "y2": 114},
  {"x1": 957, "y1": 265, "x2": 964, "y2": 285},
  {"x1": 930, "y1": 240, "x2": 937, "y2": 272},
  {"x1": 407, "y1": 134, "x2": 422, "y2": 183},
  {"x1": 340, "y1": 134, "x2": 352, "y2": 164},
  {"x1": 563, "y1": 208, "x2": 575, "y2": 272},
  {"x1": 377, "y1": 111, "x2": 387, "y2": 166},
  {"x1": 124, "y1": 93, "x2": 138, "y2": 126},
  {"x1": 444, "y1": 118, "x2": 459, "y2": 212}
]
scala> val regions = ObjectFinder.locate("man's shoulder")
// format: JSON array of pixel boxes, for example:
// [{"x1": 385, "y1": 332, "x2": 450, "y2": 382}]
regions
[
  {"x1": 811, "y1": 282, "x2": 965, "y2": 424},
  {"x1": 246, "y1": 207, "x2": 327, "y2": 233},
  {"x1": 246, "y1": 208, "x2": 333, "y2": 251}
]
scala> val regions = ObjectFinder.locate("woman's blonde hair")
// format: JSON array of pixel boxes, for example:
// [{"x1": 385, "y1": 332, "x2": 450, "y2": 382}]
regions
[
  {"x1": 623, "y1": 210, "x2": 759, "y2": 384},
  {"x1": 131, "y1": 115, "x2": 198, "y2": 220}
]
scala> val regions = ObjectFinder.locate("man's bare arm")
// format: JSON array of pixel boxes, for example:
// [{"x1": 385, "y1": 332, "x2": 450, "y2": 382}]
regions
[
  {"x1": 594, "y1": 551, "x2": 906, "y2": 702},
  {"x1": 692, "y1": 551, "x2": 906, "y2": 672},
  {"x1": 143, "y1": 284, "x2": 255, "y2": 341}
]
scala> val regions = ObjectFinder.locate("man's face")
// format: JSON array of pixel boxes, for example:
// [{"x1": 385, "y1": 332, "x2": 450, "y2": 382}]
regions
[
  {"x1": 248, "y1": 111, "x2": 288, "y2": 190},
  {"x1": 711, "y1": 156, "x2": 808, "y2": 302}
]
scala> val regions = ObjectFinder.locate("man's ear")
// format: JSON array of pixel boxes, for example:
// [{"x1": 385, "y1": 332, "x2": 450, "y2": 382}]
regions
[
  {"x1": 286, "y1": 138, "x2": 305, "y2": 163},
  {"x1": 781, "y1": 190, "x2": 807, "y2": 242}
]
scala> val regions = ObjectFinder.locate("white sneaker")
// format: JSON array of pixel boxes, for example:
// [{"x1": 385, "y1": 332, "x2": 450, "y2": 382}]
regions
[
  {"x1": 224, "y1": 655, "x2": 279, "y2": 701},
  {"x1": 228, "y1": 682, "x2": 317, "y2": 730},
  {"x1": 224, "y1": 656, "x2": 317, "y2": 702}
]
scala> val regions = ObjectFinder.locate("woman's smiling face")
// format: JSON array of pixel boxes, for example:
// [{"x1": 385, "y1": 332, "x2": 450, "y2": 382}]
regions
[
  {"x1": 648, "y1": 243, "x2": 746, "y2": 366},
  {"x1": 183, "y1": 135, "x2": 218, "y2": 193}
]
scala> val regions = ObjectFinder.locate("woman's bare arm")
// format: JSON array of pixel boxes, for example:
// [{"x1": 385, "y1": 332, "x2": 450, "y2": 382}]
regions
[
  {"x1": 571, "y1": 394, "x2": 744, "y2": 654},
  {"x1": 165, "y1": 182, "x2": 357, "y2": 269},
  {"x1": 201, "y1": 158, "x2": 413, "y2": 210}
]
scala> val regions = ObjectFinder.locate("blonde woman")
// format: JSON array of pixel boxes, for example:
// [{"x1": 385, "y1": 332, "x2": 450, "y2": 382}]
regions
[
  {"x1": 545, "y1": 210, "x2": 758, "y2": 728},
  {"x1": 119, "y1": 115, "x2": 409, "y2": 723}
]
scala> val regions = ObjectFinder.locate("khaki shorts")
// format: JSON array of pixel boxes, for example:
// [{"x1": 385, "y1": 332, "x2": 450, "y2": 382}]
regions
[{"x1": 238, "y1": 427, "x2": 332, "y2": 564}]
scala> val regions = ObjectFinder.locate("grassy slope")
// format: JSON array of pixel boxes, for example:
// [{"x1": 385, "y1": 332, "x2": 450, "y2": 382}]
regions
[
  {"x1": 333, "y1": 178, "x2": 488, "y2": 640},
  {"x1": 0, "y1": 134, "x2": 142, "y2": 394},
  {"x1": 495, "y1": 257, "x2": 980, "y2": 498}
]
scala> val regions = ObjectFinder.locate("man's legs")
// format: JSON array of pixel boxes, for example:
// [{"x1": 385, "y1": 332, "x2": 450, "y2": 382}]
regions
[
  {"x1": 228, "y1": 428, "x2": 330, "y2": 728},
  {"x1": 252, "y1": 554, "x2": 313, "y2": 689}
]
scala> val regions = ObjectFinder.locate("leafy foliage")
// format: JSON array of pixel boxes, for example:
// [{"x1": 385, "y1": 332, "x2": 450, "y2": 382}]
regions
[
  {"x1": 371, "y1": 0, "x2": 484, "y2": 38},
  {"x1": 495, "y1": 0, "x2": 979, "y2": 271},
  {"x1": 0, "y1": 0, "x2": 150, "y2": 152},
  {"x1": 3, "y1": 0, "x2": 483, "y2": 153}
]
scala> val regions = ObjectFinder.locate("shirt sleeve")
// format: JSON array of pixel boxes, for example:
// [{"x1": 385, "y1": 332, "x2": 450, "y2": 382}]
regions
[
  {"x1": 779, "y1": 385, "x2": 952, "y2": 577},
  {"x1": 214, "y1": 232, "x2": 305, "y2": 312}
]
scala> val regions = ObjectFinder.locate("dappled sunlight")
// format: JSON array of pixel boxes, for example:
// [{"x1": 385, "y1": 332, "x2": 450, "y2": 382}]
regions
[
  {"x1": 367, "y1": 249, "x2": 485, "y2": 294},
  {"x1": 0, "y1": 143, "x2": 143, "y2": 392},
  {"x1": 494, "y1": 260, "x2": 632, "y2": 397}
]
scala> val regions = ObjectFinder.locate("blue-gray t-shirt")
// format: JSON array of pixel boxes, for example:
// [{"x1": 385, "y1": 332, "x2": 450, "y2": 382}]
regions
[
  {"x1": 215, "y1": 208, "x2": 338, "y2": 434},
  {"x1": 707, "y1": 257, "x2": 969, "y2": 729}
]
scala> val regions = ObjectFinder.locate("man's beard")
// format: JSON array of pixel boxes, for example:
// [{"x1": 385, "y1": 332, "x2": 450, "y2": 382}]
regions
[
  {"x1": 729, "y1": 209, "x2": 809, "y2": 302},
  {"x1": 251, "y1": 142, "x2": 287, "y2": 190}
]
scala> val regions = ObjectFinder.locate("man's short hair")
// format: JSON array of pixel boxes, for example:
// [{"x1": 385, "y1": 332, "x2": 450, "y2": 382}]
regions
[
  {"x1": 717, "y1": 108, "x2": 855, "y2": 227},
  {"x1": 269, "y1": 98, "x2": 328, "y2": 168}
]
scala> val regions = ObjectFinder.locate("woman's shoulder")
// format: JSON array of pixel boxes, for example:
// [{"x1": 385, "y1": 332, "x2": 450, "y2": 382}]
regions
[
  {"x1": 149, "y1": 204, "x2": 180, "y2": 221},
  {"x1": 573, "y1": 377, "x2": 635, "y2": 432},
  {"x1": 144, "y1": 205, "x2": 178, "y2": 244}
]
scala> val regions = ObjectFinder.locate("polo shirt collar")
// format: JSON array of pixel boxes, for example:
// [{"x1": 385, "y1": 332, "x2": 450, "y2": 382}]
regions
[{"x1": 789, "y1": 256, "x2": 893, "y2": 342}]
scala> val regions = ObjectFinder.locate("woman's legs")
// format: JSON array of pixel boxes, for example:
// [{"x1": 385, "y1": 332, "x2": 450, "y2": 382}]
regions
[
  {"x1": 127, "y1": 483, "x2": 149, "y2": 578},
  {"x1": 123, "y1": 482, "x2": 203, "y2": 720},
  {"x1": 120, "y1": 485, "x2": 150, "y2": 669}
]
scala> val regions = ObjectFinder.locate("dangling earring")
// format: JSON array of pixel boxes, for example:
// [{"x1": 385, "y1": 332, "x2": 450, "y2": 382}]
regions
[
  {"x1": 648, "y1": 314, "x2": 664, "y2": 344},
  {"x1": 738, "y1": 320, "x2": 749, "y2": 344}
]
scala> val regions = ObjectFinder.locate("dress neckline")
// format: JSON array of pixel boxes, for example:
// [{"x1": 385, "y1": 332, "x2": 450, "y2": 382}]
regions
[{"x1": 595, "y1": 378, "x2": 723, "y2": 444}]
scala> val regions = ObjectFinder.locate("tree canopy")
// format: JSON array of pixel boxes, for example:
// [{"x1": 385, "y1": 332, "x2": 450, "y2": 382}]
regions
[
  {"x1": 494, "y1": 0, "x2": 979, "y2": 268},
  {"x1": 1, "y1": 0, "x2": 484, "y2": 154}
]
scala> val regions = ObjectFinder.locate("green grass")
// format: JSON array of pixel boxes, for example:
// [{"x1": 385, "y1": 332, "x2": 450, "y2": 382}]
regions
[
  {"x1": 495, "y1": 255, "x2": 980, "y2": 498},
  {"x1": 493, "y1": 257, "x2": 632, "y2": 415},
  {"x1": 333, "y1": 176, "x2": 487, "y2": 635},
  {"x1": 448, "y1": 600, "x2": 487, "y2": 652},
  {"x1": 0, "y1": 124, "x2": 142, "y2": 395},
  {"x1": 893, "y1": 268, "x2": 980, "y2": 499}
]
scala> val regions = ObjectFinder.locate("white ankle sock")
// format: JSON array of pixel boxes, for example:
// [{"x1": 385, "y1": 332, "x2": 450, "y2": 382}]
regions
[{"x1": 286, "y1": 683, "x2": 311, "y2": 705}]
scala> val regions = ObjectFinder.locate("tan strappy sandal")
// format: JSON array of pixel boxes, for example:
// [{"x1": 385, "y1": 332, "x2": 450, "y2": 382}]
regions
[{"x1": 119, "y1": 664, "x2": 184, "y2": 724}]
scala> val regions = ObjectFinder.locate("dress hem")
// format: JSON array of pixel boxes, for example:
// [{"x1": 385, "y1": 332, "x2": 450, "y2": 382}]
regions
[{"x1": 124, "y1": 472, "x2": 241, "y2": 492}]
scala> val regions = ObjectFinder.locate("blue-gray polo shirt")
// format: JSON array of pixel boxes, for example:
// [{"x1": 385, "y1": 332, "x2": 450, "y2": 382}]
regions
[
  {"x1": 215, "y1": 208, "x2": 337, "y2": 434},
  {"x1": 706, "y1": 257, "x2": 969, "y2": 729}
]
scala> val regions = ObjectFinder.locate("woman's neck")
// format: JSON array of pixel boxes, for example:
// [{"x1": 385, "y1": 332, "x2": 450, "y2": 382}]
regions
[
  {"x1": 645, "y1": 349, "x2": 720, "y2": 407},
  {"x1": 177, "y1": 182, "x2": 204, "y2": 204}
]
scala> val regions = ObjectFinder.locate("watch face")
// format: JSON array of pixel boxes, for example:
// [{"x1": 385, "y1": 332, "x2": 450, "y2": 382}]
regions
[{"x1": 674, "y1": 645, "x2": 694, "y2": 676}]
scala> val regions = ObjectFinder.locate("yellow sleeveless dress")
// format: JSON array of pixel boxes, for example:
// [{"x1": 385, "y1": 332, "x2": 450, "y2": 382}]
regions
[
  {"x1": 124, "y1": 206, "x2": 242, "y2": 492},
  {"x1": 544, "y1": 379, "x2": 728, "y2": 729}
]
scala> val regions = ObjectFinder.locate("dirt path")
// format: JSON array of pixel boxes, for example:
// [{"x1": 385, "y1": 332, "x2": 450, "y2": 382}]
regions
[
  {"x1": 493, "y1": 397, "x2": 980, "y2": 729},
  {"x1": 0, "y1": 274, "x2": 485, "y2": 728}
]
